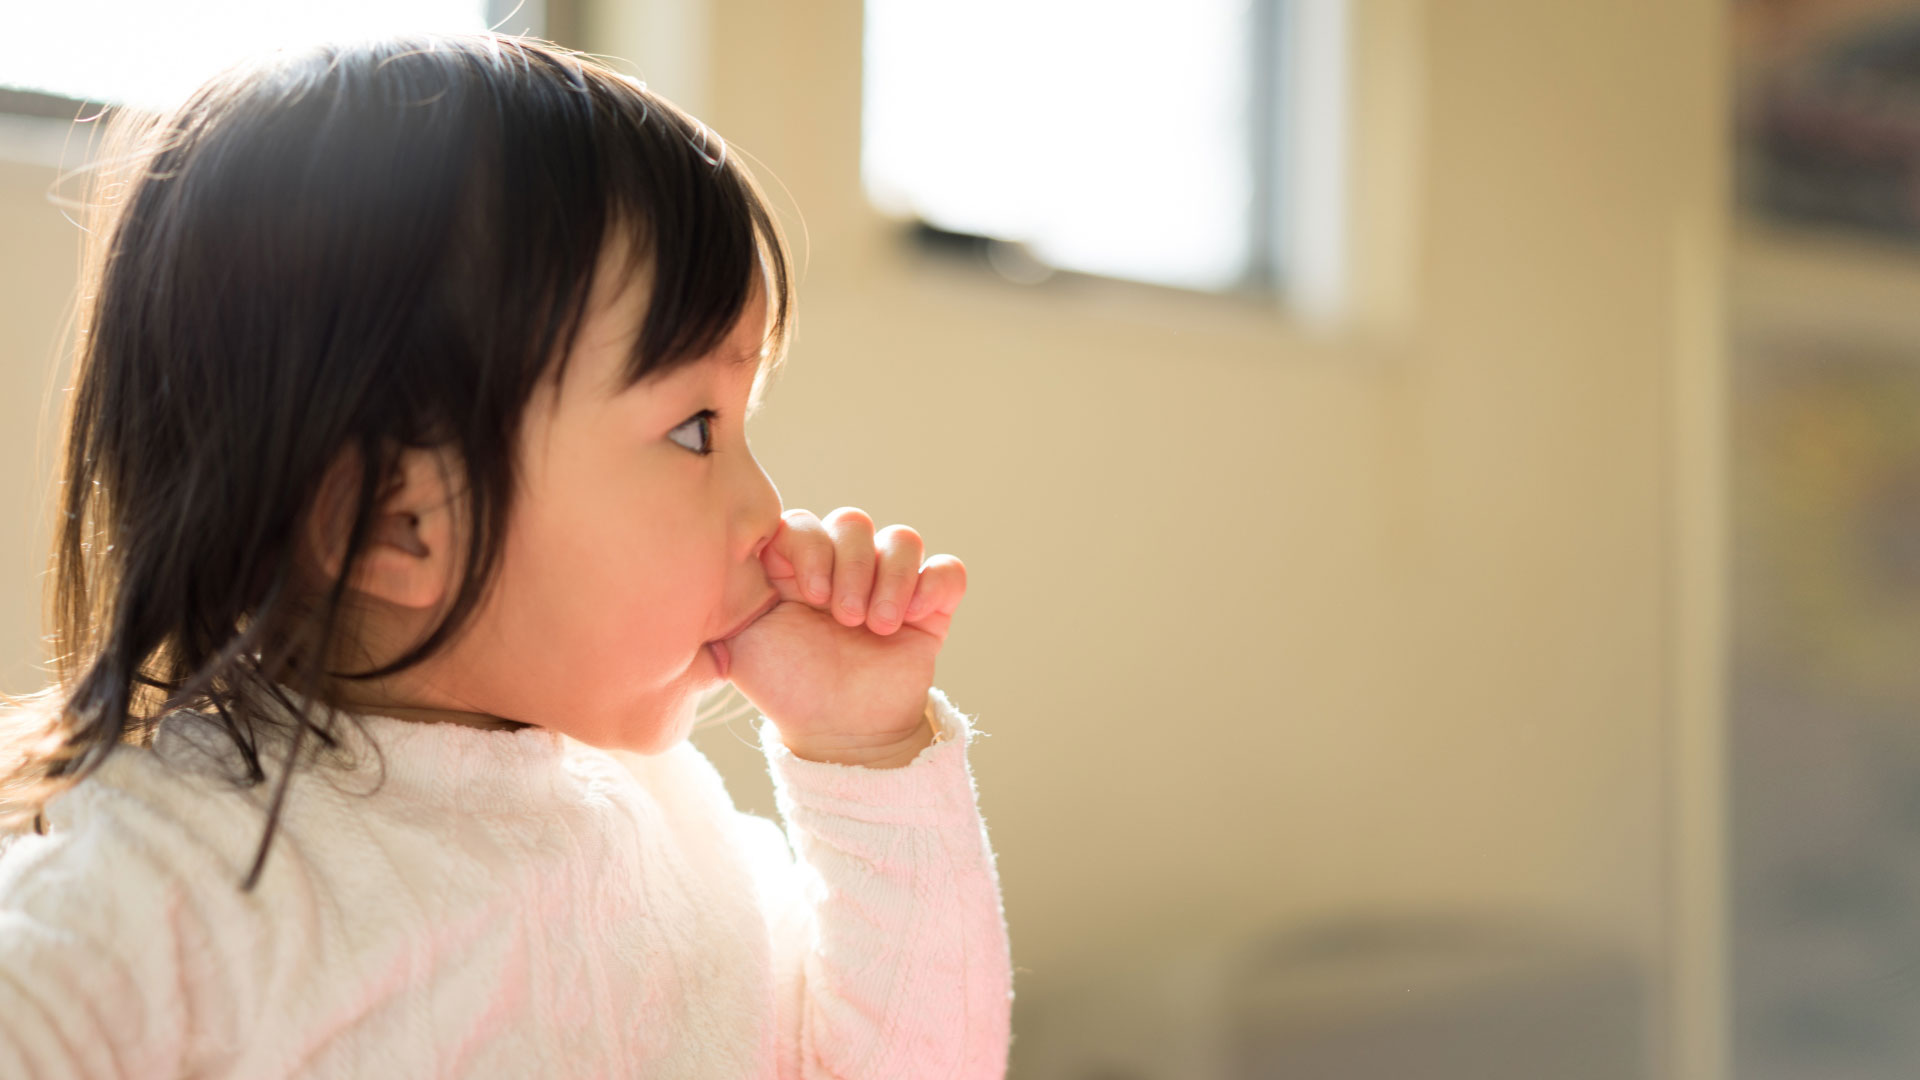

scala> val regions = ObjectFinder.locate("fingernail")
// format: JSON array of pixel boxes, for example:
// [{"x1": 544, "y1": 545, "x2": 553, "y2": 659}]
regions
[
  {"x1": 841, "y1": 594, "x2": 864, "y2": 617},
  {"x1": 809, "y1": 576, "x2": 830, "y2": 601},
  {"x1": 874, "y1": 601, "x2": 898, "y2": 625}
]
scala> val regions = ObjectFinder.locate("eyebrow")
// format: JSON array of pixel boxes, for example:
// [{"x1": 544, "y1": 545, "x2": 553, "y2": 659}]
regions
[{"x1": 716, "y1": 345, "x2": 762, "y2": 415}]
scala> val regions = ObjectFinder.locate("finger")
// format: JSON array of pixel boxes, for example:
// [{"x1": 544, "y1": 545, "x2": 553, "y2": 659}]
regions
[
  {"x1": 865, "y1": 524, "x2": 927, "y2": 635},
  {"x1": 765, "y1": 509, "x2": 833, "y2": 605},
  {"x1": 759, "y1": 524, "x2": 798, "y2": 579},
  {"x1": 757, "y1": 524, "x2": 809, "y2": 606},
  {"x1": 904, "y1": 554, "x2": 968, "y2": 622},
  {"x1": 822, "y1": 506, "x2": 877, "y2": 626}
]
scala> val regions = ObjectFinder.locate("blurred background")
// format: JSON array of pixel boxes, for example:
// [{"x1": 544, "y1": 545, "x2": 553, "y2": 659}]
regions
[{"x1": 9, "y1": 0, "x2": 1920, "y2": 1076}]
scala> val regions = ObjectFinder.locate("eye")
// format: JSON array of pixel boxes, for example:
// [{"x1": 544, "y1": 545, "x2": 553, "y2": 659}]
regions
[{"x1": 668, "y1": 409, "x2": 717, "y2": 456}]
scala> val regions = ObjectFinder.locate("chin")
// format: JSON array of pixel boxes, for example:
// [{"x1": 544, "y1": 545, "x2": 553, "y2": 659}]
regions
[{"x1": 602, "y1": 691, "x2": 701, "y2": 756}]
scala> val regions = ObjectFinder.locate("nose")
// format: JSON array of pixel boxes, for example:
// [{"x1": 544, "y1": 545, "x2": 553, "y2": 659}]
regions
[{"x1": 740, "y1": 453, "x2": 783, "y2": 564}]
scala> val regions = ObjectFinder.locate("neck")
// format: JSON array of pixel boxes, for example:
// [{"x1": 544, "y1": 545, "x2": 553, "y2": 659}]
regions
[
  {"x1": 329, "y1": 693, "x2": 536, "y2": 733},
  {"x1": 271, "y1": 586, "x2": 536, "y2": 733}
]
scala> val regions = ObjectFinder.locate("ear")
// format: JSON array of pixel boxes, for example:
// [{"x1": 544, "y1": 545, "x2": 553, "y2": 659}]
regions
[{"x1": 303, "y1": 444, "x2": 462, "y2": 611}]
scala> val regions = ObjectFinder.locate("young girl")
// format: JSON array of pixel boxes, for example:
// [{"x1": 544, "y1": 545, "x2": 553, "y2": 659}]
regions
[{"x1": 0, "y1": 32, "x2": 1010, "y2": 1078}]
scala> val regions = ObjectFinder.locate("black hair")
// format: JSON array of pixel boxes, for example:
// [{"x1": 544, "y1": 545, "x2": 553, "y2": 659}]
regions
[{"x1": 2, "y1": 32, "x2": 793, "y2": 890}]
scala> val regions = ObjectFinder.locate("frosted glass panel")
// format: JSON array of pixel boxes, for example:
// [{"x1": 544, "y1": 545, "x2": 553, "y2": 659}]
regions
[
  {"x1": 1733, "y1": 2, "x2": 1920, "y2": 1076},
  {"x1": 863, "y1": 0, "x2": 1257, "y2": 291}
]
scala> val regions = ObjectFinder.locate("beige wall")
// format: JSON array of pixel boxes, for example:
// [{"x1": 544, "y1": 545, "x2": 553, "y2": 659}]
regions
[
  {"x1": 0, "y1": 1, "x2": 1728, "y2": 1074},
  {"x1": 624, "y1": 0, "x2": 1727, "y2": 1073},
  {"x1": 0, "y1": 155, "x2": 79, "y2": 696}
]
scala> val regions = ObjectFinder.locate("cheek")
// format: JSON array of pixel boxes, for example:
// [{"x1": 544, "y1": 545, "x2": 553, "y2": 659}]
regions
[{"x1": 488, "y1": 488, "x2": 722, "y2": 667}]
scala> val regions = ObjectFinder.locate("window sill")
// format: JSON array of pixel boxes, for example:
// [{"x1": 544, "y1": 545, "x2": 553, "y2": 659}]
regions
[{"x1": 846, "y1": 219, "x2": 1417, "y2": 365}]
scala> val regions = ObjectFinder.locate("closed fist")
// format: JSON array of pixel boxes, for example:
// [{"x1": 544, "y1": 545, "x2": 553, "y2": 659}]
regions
[{"x1": 723, "y1": 507, "x2": 967, "y2": 767}]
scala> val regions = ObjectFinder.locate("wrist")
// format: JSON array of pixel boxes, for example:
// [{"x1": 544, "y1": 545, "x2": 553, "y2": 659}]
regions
[{"x1": 775, "y1": 707, "x2": 937, "y2": 770}]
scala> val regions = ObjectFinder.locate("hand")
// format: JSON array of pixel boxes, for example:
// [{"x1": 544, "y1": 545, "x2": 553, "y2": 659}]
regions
[{"x1": 724, "y1": 507, "x2": 967, "y2": 768}]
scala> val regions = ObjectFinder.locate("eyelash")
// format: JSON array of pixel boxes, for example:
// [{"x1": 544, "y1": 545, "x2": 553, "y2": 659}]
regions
[{"x1": 669, "y1": 409, "x2": 719, "y2": 456}]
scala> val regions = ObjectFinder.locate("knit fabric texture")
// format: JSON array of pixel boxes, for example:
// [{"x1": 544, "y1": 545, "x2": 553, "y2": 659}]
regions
[{"x1": 0, "y1": 685, "x2": 1010, "y2": 1078}]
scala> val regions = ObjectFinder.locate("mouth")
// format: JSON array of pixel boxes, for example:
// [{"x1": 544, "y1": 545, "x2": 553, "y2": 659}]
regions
[
  {"x1": 713, "y1": 593, "x2": 781, "y2": 646},
  {"x1": 705, "y1": 593, "x2": 780, "y2": 681}
]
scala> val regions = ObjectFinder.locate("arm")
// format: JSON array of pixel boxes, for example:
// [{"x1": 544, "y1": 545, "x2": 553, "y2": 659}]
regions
[
  {"x1": 759, "y1": 687, "x2": 1010, "y2": 1080},
  {"x1": 725, "y1": 505, "x2": 1010, "y2": 1076}
]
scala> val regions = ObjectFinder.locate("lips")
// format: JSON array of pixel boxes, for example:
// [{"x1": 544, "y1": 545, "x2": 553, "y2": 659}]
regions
[
  {"x1": 714, "y1": 593, "x2": 781, "y2": 645},
  {"x1": 705, "y1": 594, "x2": 779, "y2": 680}
]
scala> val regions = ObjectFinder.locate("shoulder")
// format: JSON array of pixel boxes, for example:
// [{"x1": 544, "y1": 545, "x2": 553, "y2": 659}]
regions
[
  {"x1": 0, "y1": 720, "x2": 275, "y2": 899},
  {"x1": 0, "y1": 725, "x2": 279, "y2": 1079}
]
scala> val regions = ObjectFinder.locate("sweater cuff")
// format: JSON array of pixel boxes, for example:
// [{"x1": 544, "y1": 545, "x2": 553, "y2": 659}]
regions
[{"x1": 760, "y1": 687, "x2": 983, "y2": 827}]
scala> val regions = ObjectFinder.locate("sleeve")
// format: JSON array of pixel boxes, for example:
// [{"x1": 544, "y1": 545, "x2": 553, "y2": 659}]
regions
[
  {"x1": 0, "y1": 774, "x2": 248, "y2": 1080},
  {"x1": 753, "y1": 686, "x2": 1012, "y2": 1080}
]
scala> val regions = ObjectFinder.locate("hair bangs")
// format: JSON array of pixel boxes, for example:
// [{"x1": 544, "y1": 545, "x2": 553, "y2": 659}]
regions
[{"x1": 496, "y1": 53, "x2": 794, "y2": 397}]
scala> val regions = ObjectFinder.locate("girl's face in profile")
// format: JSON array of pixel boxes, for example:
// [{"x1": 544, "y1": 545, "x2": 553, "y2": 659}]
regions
[{"x1": 358, "y1": 234, "x2": 787, "y2": 752}]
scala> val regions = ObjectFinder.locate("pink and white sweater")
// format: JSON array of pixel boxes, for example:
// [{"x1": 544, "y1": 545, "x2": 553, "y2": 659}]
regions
[{"x1": 0, "y1": 686, "x2": 1011, "y2": 1078}]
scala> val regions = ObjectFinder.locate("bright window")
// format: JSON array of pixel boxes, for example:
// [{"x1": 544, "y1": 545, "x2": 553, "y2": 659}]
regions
[
  {"x1": 862, "y1": 0, "x2": 1348, "y2": 299},
  {"x1": 0, "y1": 0, "x2": 536, "y2": 111}
]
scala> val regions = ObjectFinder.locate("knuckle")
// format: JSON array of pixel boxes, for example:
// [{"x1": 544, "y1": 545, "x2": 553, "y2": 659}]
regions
[
  {"x1": 831, "y1": 540, "x2": 875, "y2": 574},
  {"x1": 779, "y1": 516, "x2": 823, "y2": 546},
  {"x1": 931, "y1": 555, "x2": 966, "y2": 588},
  {"x1": 833, "y1": 538, "x2": 876, "y2": 567},
  {"x1": 876, "y1": 524, "x2": 924, "y2": 551}
]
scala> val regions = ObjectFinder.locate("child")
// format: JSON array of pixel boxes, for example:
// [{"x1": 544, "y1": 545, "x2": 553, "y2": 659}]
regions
[{"x1": 0, "y1": 32, "x2": 1011, "y2": 1078}]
